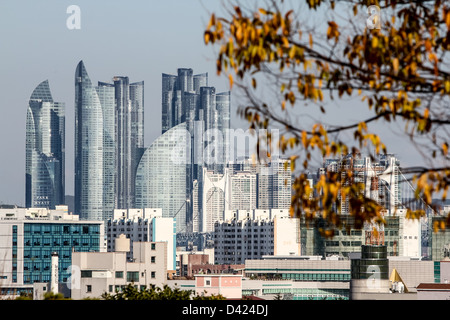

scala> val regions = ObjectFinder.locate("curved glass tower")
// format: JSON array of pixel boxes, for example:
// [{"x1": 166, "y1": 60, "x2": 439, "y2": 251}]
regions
[
  {"x1": 25, "y1": 80, "x2": 65, "y2": 209},
  {"x1": 75, "y1": 61, "x2": 115, "y2": 221},
  {"x1": 135, "y1": 123, "x2": 188, "y2": 233}
]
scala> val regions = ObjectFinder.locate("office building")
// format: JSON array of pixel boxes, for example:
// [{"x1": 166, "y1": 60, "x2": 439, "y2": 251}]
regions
[
  {"x1": 244, "y1": 256, "x2": 351, "y2": 300},
  {"x1": 0, "y1": 206, "x2": 103, "y2": 298},
  {"x1": 25, "y1": 80, "x2": 65, "y2": 209}
]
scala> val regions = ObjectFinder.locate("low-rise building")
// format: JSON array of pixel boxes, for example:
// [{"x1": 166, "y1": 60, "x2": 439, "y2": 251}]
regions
[
  {"x1": 0, "y1": 206, "x2": 104, "y2": 299},
  {"x1": 70, "y1": 239, "x2": 167, "y2": 300}
]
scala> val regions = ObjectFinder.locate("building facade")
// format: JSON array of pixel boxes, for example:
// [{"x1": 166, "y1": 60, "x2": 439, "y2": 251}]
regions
[
  {"x1": 98, "y1": 77, "x2": 145, "y2": 210},
  {"x1": 26, "y1": 80, "x2": 65, "y2": 209},
  {"x1": 75, "y1": 60, "x2": 115, "y2": 222},
  {"x1": 70, "y1": 241, "x2": 167, "y2": 300},
  {"x1": 135, "y1": 123, "x2": 188, "y2": 233},
  {"x1": 0, "y1": 206, "x2": 104, "y2": 298},
  {"x1": 213, "y1": 209, "x2": 299, "y2": 264},
  {"x1": 106, "y1": 208, "x2": 176, "y2": 271},
  {"x1": 244, "y1": 256, "x2": 351, "y2": 300}
]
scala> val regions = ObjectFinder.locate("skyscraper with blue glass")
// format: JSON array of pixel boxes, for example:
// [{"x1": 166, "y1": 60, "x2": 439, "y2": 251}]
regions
[{"x1": 25, "y1": 80, "x2": 65, "y2": 209}]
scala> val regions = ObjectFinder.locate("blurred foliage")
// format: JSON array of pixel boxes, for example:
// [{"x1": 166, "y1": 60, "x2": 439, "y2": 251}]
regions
[
  {"x1": 101, "y1": 283, "x2": 226, "y2": 300},
  {"x1": 205, "y1": 0, "x2": 450, "y2": 235}
]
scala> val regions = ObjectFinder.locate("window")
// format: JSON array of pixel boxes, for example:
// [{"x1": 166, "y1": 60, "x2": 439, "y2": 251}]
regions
[
  {"x1": 127, "y1": 271, "x2": 139, "y2": 282},
  {"x1": 151, "y1": 256, "x2": 156, "y2": 263},
  {"x1": 81, "y1": 271, "x2": 92, "y2": 278},
  {"x1": 115, "y1": 271, "x2": 123, "y2": 279},
  {"x1": 86, "y1": 285, "x2": 92, "y2": 293},
  {"x1": 151, "y1": 272, "x2": 156, "y2": 279},
  {"x1": 151, "y1": 243, "x2": 156, "y2": 250}
]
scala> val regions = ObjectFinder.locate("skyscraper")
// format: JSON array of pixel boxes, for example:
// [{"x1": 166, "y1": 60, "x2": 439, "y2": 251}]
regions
[
  {"x1": 99, "y1": 77, "x2": 144, "y2": 209},
  {"x1": 75, "y1": 61, "x2": 115, "y2": 222},
  {"x1": 25, "y1": 80, "x2": 65, "y2": 209},
  {"x1": 135, "y1": 122, "x2": 189, "y2": 233}
]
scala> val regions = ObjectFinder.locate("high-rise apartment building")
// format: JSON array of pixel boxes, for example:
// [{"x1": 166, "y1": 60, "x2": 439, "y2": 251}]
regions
[
  {"x1": 320, "y1": 153, "x2": 401, "y2": 215},
  {"x1": 106, "y1": 208, "x2": 176, "y2": 271},
  {"x1": 213, "y1": 209, "x2": 299, "y2": 264},
  {"x1": 75, "y1": 61, "x2": 115, "y2": 222},
  {"x1": 98, "y1": 77, "x2": 145, "y2": 209},
  {"x1": 75, "y1": 61, "x2": 144, "y2": 223},
  {"x1": 25, "y1": 80, "x2": 65, "y2": 209},
  {"x1": 135, "y1": 123, "x2": 188, "y2": 233}
]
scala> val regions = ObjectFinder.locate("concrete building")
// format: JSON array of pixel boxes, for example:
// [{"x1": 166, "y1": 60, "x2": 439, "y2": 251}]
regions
[
  {"x1": 0, "y1": 206, "x2": 104, "y2": 299},
  {"x1": 106, "y1": 208, "x2": 176, "y2": 273},
  {"x1": 195, "y1": 274, "x2": 242, "y2": 299},
  {"x1": 416, "y1": 283, "x2": 450, "y2": 300},
  {"x1": 214, "y1": 209, "x2": 300, "y2": 264},
  {"x1": 176, "y1": 248, "x2": 214, "y2": 277},
  {"x1": 70, "y1": 240, "x2": 167, "y2": 300}
]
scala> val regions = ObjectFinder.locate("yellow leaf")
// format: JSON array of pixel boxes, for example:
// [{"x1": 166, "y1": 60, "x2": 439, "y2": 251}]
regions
[
  {"x1": 445, "y1": 80, "x2": 450, "y2": 93},
  {"x1": 371, "y1": 37, "x2": 378, "y2": 48},
  {"x1": 228, "y1": 74, "x2": 233, "y2": 89},
  {"x1": 443, "y1": 143, "x2": 448, "y2": 156},
  {"x1": 302, "y1": 131, "x2": 308, "y2": 148},
  {"x1": 309, "y1": 33, "x2": 313, "y2": 48},
  {"x1": 392, "y1": 58, "x2": 399, "y2": 74}
]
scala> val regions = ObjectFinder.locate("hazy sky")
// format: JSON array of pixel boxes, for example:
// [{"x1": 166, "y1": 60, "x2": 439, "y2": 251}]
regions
[
  {"x1": 0, "y1": 1, "x2": 443, "y2": 206},
  {"x1": 0, "y1": 0, "x2": 241, "y2": 205}
]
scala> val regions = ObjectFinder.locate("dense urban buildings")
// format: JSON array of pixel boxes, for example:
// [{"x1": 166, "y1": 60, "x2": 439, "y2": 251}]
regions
[
  {"x1": 0, "y1": 206, "x2": 104, "y2": 297},
  {"x1": 25, "y1": 80, "x2": 65, "y2": 209},
  {"x1": 6, "y1": 61, "x2": 450, "y2": 301},
  {"x1": 161, "y1": 68, "x2": 231, "y2": 229}
]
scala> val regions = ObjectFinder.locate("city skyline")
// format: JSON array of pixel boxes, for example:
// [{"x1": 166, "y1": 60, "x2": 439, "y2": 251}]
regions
[
  {"x1": 0, "y1": 1, "x2": 446, "y2": 208},
  {"x1": 0, "y1": 0, "x2": 234, "y2": 207}
]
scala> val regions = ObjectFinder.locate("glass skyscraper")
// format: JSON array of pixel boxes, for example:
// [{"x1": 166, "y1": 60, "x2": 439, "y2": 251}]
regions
[
  {"x1": 25, "y1": 80, "x2": 65, "y2": 209},
  {"x1": 75, "y1": 61, "x2": 115, "y2": 222},
  {"x1": 98, "y1": 77, "x2": 145, "y2": 209},
  {"x1": 135, "y1": 123, "x2": 188, "y2": 233}
]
